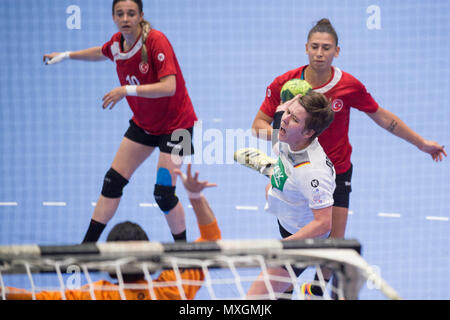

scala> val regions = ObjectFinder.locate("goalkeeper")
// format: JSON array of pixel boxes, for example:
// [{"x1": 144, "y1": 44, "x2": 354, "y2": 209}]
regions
[{"x1": 3, "y1": 164, "x2": 220, "y2": 300}]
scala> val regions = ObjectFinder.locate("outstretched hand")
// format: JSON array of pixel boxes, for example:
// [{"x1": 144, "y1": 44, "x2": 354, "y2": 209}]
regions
[
  {"x1": 419, "y1": 140, "x2": 447, "y2": 162},
  {"x1": 173, "y1": 164, "x2": 217, "y2": 194},
  {"x1": 276, "y1": 93, "x2": 302, "y2": 113},
  {"x1": 43, "y1": 52, "x2": 70, "y2": 65},
  {"x1": 102, "y1": 86, "x2": 127, "y2": 110}
]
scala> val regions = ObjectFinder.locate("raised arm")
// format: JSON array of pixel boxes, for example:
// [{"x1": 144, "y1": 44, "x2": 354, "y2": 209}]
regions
[
  {"x1": 251, "y1": 110, "x2": 274, "y2": 141},
  {"x1": 366, "y1": 107, "x2": 447, "y2": 161},
  {"x1": 43, "y1": 46, "x2": 107, "y2": 65},
  {"x1": 173, "y1": 164, "x2": 218, "y2": 232}
]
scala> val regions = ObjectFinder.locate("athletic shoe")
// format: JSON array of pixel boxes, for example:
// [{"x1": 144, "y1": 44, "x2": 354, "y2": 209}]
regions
[{"x1": 300, "y1": 283, "x2": 323, "y2": 299}]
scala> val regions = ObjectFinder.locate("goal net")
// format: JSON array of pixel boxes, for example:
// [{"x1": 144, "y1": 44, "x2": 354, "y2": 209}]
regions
[{"x1": 0, "y1": 238, "x2": 400, "y2": 300}]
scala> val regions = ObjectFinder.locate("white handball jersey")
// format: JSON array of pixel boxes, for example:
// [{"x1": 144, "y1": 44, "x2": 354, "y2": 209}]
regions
[{"x1": 265, "y1": 139, "x2": 336, "y2": 236}]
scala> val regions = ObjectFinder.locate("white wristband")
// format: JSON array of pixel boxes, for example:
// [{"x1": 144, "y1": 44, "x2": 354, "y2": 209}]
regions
[
  {"x1": 126, "y1": 85, "x2": 138, "y2": 96},
  {"x1": 46, "y1": 51, "x2": 71, "y2": 65},
  {"x1": 187, "y1": 191, "x2": 203, "y2": 199}
]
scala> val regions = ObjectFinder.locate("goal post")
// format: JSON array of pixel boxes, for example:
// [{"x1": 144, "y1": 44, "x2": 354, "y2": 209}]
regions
[{"x1": 0, "y1": 238, "x2": 401, "y2": 300}]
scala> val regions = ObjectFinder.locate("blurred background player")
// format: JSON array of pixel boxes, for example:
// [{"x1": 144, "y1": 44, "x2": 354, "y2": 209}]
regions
[
  {"x1": 247, "y1": 91, "x2": 335, "y2": 299},
  {"x1": 3, "y1": 164, "x2": 220, "y2": 300},
  {"x1": 43, "y1": 0, "x2": 197, "y2": 243},
  {"x1": 251, "y1": 18, "x2": 446, "y2": 296}
]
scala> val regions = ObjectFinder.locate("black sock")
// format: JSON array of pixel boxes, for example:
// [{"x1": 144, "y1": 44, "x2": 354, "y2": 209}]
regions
[
  {"x1": 171, "y1": 229, "x2": 186, "y2": 242},
  {"x1": 82, "y1": 219, "x2": 106, "y2": 243}
]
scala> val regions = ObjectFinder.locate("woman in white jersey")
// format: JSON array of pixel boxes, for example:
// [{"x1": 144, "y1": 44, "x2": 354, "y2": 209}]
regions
[
  {"x1": 252, "y1": 18, "x2": 446, "y2": 297},
  {"x1": 247, "y1": 91, "x2": 335, "y2": 299}
]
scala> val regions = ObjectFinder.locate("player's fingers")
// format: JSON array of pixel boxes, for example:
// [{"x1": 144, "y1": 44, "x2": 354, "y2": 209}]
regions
[
  {"x1": 204, "y1": 182, "x2": 217, "y2": 188},
  {"x1": 173, "y1": 168, "x2": 187, "y2": 181},
  {"x1": 102, "y1": 93, "x2": 113, "y2": 109},
  {"x1": 102, "y1": 98, "x2": 112, "y2": 109},
  {"x1": 186, "y1": 163, "x2": 192, "y2": 178}
]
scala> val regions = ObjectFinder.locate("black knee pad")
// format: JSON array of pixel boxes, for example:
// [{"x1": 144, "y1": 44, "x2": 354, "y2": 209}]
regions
[
  {"x1": 101, "y1": 168, "x2": 129, "y2": 198},
  {"x1": 153, "y1": 184, "x2": 179, "y2": 214}
]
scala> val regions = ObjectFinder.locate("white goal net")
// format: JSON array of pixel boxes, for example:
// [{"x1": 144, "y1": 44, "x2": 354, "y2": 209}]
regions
[{"x1": 0, "y1": 238, "x2": 401, "y2": 300}]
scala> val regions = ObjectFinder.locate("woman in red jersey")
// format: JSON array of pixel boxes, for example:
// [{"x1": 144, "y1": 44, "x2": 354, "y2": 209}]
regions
[
  {"x1": 43, "y1": 0, "x2": 197, "y2": 243},
  {"x1": 251, "y1": 18, "x2": 446, "y2": 296}
]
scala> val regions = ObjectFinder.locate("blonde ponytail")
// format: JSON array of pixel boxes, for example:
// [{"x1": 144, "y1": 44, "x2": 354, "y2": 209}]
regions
[{"x1": 140, "y1": 20, "x2": 152, "y2": 63}]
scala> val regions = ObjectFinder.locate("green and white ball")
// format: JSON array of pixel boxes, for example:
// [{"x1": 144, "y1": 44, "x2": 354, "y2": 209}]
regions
[{"x1": 280, "y1": 79, "x2": 312, "y2": 103}]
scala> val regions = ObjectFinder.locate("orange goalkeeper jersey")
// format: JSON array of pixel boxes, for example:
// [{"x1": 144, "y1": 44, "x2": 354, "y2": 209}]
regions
[{"x1": 6, "y1": 220, "x2": 221, "y2": 300}]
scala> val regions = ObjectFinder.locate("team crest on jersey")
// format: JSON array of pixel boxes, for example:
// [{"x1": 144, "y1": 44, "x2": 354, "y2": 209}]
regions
[
  {"x1": 157, "y1": 53, "x2": 165, "y2": 62},
  {"x1": 139, "y1": 61, "x2": 149, "y2": 74},
  {"x1": 331, "y1": 99, "x2": 344, "y2": 112}
]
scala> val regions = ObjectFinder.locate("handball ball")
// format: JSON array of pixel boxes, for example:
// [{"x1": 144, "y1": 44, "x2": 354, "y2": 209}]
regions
[{"x1": 280, "y1": 79, "x2": 312, "y2": 102}]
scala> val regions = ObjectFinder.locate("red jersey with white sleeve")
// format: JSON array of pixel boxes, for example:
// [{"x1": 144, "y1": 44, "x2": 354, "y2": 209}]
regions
[
  {"x1": 102, "y1": 29, "x2": 197, "y2": 135},
  {"x1": 260, "y1": 65, "x2": 379, "y2": 174}
]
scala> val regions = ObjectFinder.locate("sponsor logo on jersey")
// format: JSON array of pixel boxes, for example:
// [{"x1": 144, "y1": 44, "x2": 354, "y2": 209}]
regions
[
  {"x1": 139, "y1": 61, "x2": 149, "y2": 74},
  {"x1": 331, "y1": 98, "x2": 344, "y2": 112},
  {"x1": 311, "y1": 179, "x2": 320, "y2": 188},
  {"x1": 166, "y1": 141, "x2": 182, "y2": 150},
  {"x1": 271, "y1": 158, "x2": 288, "y2": 191},
  {"x1": 267, "y1": 88, "x2": 271, "y2": 98}
]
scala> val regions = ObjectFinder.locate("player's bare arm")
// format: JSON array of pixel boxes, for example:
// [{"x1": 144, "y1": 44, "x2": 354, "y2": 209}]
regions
[
  {"x1": 281, "y1": 206, "x2": 332, "y2": 240},
  {"x1": 251, "y1": 110, "x2": 274, "y2": 140},
  {"x1": 43, "y1": 46, "x2": 106, "y2": 64},
  {"x1": 102, "y1": 75, "x2": 177, "y2": 110},
  {"x1": 366, "y1": 107, "x2": 446, "y2": 161},
  {"x1": 174, "y1": 164, "x2": 217, "y2": 226},
  {"x1": 134, "y1": 74, "x2": 176, "y2": 98}
]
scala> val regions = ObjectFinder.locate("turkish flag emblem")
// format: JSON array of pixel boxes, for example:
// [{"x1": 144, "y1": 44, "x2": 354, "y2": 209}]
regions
[
  {"x1": 139, "y1": 61, "x2": 149, "y2": 74},
  {"x1": 331, "y1": 99, "x2": 344, "y2": 112}
]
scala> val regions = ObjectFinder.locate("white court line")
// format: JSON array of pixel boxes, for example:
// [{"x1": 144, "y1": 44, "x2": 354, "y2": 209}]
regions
[
  {"x1": 139, "y1": 203, "x2": 158, "y2": 208},
  {"x1": 378, "y1": 212, "x2": 401, "y2": 218},
  {"x1": 425, "y1": 216, "x2": 449, "y2": 222},
  {"x1": 0, "y1": 202, "x2": 18, "y2": 206},
  {"x1": 236, "y1": 205, "x2": 258, "y2": 211},
  {"x1": 43, "y1": 202, "x2": 66, "y2": 207}
]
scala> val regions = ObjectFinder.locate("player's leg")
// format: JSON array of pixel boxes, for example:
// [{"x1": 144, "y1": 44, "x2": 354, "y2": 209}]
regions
[
  {"x1": 93, "y1": 137, "x2": 155, "y2": 223},
  {"x1": 306, "y1": 164, "x2": 353, "y2": 297},
  {"x1": 247, "y1": 267, "x2": 294, "y2": 299},
  {"x1": 154, "y1": 151, "x2": 187, "y2": 241},
  {"x1": 276, "y1": 220, "x2": 307, "y2": 299},
  {"x1": 82, "y1": 121, "x2": 157, "y2": 243},
  {"x1": 154, "y1": 128, "x2": 194, "y2": 241}
]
